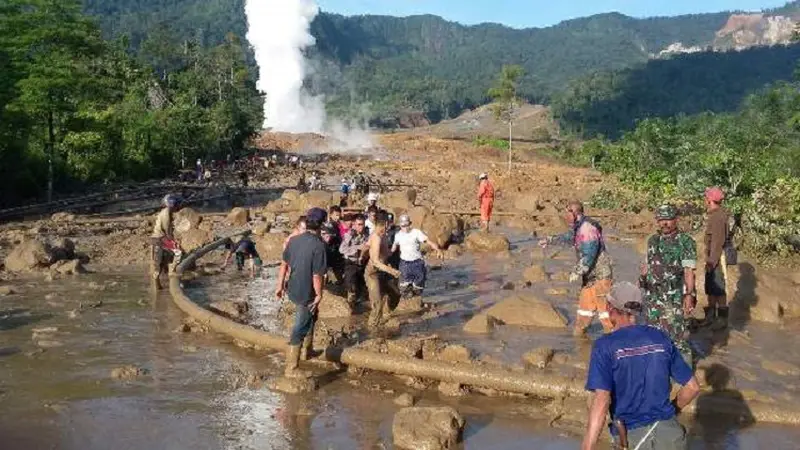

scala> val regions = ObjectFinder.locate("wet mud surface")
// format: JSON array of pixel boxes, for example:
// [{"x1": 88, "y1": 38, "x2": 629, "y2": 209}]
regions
[{"x1": 3, "y1": 229, "x2": 800, "y2": 449}]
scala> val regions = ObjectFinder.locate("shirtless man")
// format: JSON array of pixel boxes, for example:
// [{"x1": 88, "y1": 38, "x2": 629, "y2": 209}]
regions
[{"x1": 365, "y1": 216, "x2": 401, "y2": 328}]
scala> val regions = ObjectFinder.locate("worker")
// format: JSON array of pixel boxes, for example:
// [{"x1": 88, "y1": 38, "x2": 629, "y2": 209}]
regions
[
  {"x1": 196, "y1": 159, "x2": 203, "y2": 183},
  {"x1": 365, "y1": 205, "x2": 378, "y2": 235},
  {"x1": 340, "y1": 178, "x2": 351, "y2": 206},
  {"x1": 339, "y1": 214, "x2": 370, "y2": 305},
  {"x1": 355, "y1": 170, "x2": 368, "y2": 195},
  {"x1": 582, "y1": 282, "x2": 700, "y2": 450},
  {"x1": 321, "y1": 222, "x2": 344, "y2": 284},
  {"x1": 384, "y1": 212, "x2": 401, "y2": 270},
  {"x1": 364, "y1": 216, "x2": 402, "y2": 328},
  {"x1": 339, "y1": 213, "x2": 353, "y2": 238},
  {"x1": 296, "y1": 173, "x2": 307, "y2": 193},
  {"x1": 284, "y1": 216, "x2": 307, "y2": 251},
  {"x1": 640, "y1": 204, "x2": 697, "y2": 366},
  {"x1": 703, "y1": 187, "x2": 731, "y2": 330},
  {"x1": 150, "y1": 194, "x2": 184, "y2": 290},
  {"x1": 477, "y1": 173, "x2": 495, "y2": 232},
  {"x1": 365, "y1": 192, "x2": 379, "y2": 212},
  {"x1": 392, "y1": 215, "x2": 443, "y2": 298},
  {"x1": 238, "y1": 170, "x2": 249, "y2": 188},
  {"x1": 203, "y1": 168, "x2": 212, "y2": 185},
  {"x1": 308, "y1": 171, "x2": 321, "y2": 191},
  {"x1": 276, "y1": 208, "x2": 328, "y2": 376},
  {"x1": 222, "y1": 236, "x2": 262, "y2": 278},
  {"x1": 540, "y1": 201, "x2": 614, "y2": 335}
]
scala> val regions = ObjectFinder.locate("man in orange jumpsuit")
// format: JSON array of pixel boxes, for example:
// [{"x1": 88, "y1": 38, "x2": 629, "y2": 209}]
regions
[{"x1": 477, "y1": 173, "x2": 495, "y2": 232}]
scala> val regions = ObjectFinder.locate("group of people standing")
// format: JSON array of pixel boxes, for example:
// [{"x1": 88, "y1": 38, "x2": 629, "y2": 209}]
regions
[{"x1": 537, "y1": 188, "x2": 733, "y2": 449}]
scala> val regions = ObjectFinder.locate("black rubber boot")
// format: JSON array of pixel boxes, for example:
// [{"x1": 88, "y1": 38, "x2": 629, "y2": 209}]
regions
[
  {"x1": 700, "y1": 306, "x2": 717, "y2": 327},
  {"x1": 712, "y1": 306, "x2": 729, "y2": 331}
]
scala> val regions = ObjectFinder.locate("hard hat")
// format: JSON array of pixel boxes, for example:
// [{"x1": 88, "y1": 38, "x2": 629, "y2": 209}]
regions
[
  {"x1": 398, "y1": 215, "x2": 411, "y2": 227},
  {"x1": 479, "y1": 173, "x2": 488, "y2": 180},
  {"x1": 367, "y1": 192, "x2": 379, "y2": 202}
]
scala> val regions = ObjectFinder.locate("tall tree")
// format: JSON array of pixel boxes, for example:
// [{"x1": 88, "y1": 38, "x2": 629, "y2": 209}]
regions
[{"x1": 488, "y1": 64, "x2": 524, "y2": 172}]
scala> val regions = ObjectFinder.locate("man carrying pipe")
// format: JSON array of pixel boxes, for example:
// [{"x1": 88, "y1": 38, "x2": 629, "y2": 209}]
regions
[
  {"x1": 477, "y1": 173, "x2": 495, "y2": 232},
  {"x1": 582, "y1": 282, "x2": 700, "y2": 450},
  {"x1": 150, "y1": 194, "x2": 184, "y2": 290},
  {"x1": 276, "y1": 208, "x2": 328, "y2": 377}
]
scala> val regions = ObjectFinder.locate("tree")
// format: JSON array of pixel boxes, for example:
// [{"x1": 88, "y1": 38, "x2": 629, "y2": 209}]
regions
[{"x1": 488, "y1": 64, "x2": 524, "y2": 172}]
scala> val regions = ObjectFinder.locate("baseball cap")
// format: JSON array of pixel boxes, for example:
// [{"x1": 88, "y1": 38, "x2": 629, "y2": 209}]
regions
[
  {"x1": 705, "y1": 186, "x2": 725, "y2": 203},
  {"x1": 655, "y1": 204, "x2": 678, "y2": 220},
  {"x1": 306, "y1": 207, "x2": 328, "y2": 224},
  {"x1": 606, "y1": 282, "x2": 643, "y2": 314}
]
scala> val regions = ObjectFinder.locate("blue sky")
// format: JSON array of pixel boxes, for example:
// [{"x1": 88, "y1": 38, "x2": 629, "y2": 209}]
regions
[{"x1": 317, "y1": 0, "x2": 793, "y2": 28}]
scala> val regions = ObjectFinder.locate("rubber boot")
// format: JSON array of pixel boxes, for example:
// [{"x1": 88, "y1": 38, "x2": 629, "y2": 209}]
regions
[
  {"x1": 300, "y1": 328, "x2": 315, "y2": 361},
  {"x1": 284, "y1": 345, "x2": 311, "y2": 379},
  {"x1": 712, "y1": 307, "x2": 729, "y2": 331},
  {"x1": 699, "y1": 306, "x2": 716, "y2": 327}
]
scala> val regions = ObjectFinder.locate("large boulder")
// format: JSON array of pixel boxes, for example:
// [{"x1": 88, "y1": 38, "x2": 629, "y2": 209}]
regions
[
  {"x1": 50, "y1": 238, "x2": 76, "y2": 262},
  {"x1": 4, "y1": 240, "x2": 55, "y2": 272},
  {"x1": 179, "y1": 229, "x2": 213, "y2": 253},
  {"x1": 254, "y1": 233, "x2": 288, "y2": 262},
  {"x1": 465, "y1": 232, "x2": 510, "y2": 253},
  {"x1": 318, "y1": 291, "x2": 353, "y2": 319},
  {"x1": 281, "y1": 189, "x2": 301, "y2": 202},
  {"x1": 485, "y1": 294, "x2": 568, "y2": 328},
  {"x1": 392, "y1": 406, "x2": 465, "y2": 450},
  {"x1": 463, "y1": 313, "x2": 498, "y2": 334},
  {"x1": 523, "y1": 265, "x2": 548, "y2": 283},
  {"x1": 50, "y1": 259, "x2": 86, "y2": 275},
  {"x1": 174, "y1": 208, "x2": 202, "y2": 235},
  {"x1": 296, "y1": 190, "x2": 334, "y2": 211},
  {"x1": 383, "y1": 190, "x2": 416, "y2": 210},
  {"x1": 422, "y1": 214, "x2": 459, "y2": 248},
  {"x1": 227, "y1": 207, "x2": 250, "y2": 226}
]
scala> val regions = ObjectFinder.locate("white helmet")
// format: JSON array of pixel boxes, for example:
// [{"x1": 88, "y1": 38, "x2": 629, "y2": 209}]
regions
[
  {"x1": 479, "y1": 173, "x2": 488, "y2": 180},
  {"x1": 398, "y1": 215, "x2": 411, "y2": 227},
  {"x1": 367, "y1": 192, "x2": 379, "y2": 203}
]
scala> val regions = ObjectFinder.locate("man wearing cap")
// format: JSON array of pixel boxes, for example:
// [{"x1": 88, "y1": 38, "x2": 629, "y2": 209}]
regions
[
  {"x1": 477, "y1": 173, "x2": 495, "y2": 232},
  {"x1": 276, "y1": 207, "x2": 328, "y2": 377},
  {"x1": 392, "y1": 215, "x2": 444, "y2": 298},
  {"x1": 703, "y1": 187, "x2": 730, "y2": 329},
  {"x1": 640, "y1": 204, "x2": 697, "y2": 366},
  {"x1": 582, "y1": 282, "x2": 700, "y2": 450}
]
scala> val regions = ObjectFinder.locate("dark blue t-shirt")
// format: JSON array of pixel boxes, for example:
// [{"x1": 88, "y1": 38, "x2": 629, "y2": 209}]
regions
[{"x1": 585, "y1": 325, "x2": 693, "y2": 433}]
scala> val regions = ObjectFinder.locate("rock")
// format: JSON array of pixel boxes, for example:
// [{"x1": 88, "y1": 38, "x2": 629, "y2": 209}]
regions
[
  {"x1": 422, "y1": 214, "x2": 459, "y2": 248},
  {"x1": 51, "y1": 212, "x2": 75, "y2": 222},
  {"x1": 438, "y1": 382, "x2": 466, "y2": 397},
  {"x1": 512, "y1": 193, "x2": 543, "y2": 212},
  {"x1": 268, "y1": 376, "x2": 318, "y2": 394},
  {"x1": 179, "y1": 228, "x2": 213, "y2": 253},
  {"x1": 0, "y1": 286, "x2": 16, "y2": 296},
  {"x1": 208, "y1": 301, "x2": 249, "y2": 322},
  {"x1": 501, "y1": 281, "x2": 515, "y2": 290},
  {"x1": 386, "y1": 338, "x2": 423, "y2": 359},
  {"x1": 227, "y1": 207, "x2": 250, "y2": 226},
  {"x1": 462, "y1": 314, "x2": 497, "y2": 334},
  {"x1": 51, "y1": 259, "x2": 86, "y2": 275},
  {"x1": 465, "y1": 232, "x2": 510, "y2": 253},
  {"x1": 485, "y1": 294, "x2": 568, "y2": 328},
  {"x1": 523, "y1": 347, "x2": 555, "y2": 369},
  {"x1": 4, "y1": 240, "x2": 55, "y2": 272},
  {"x1": 252, "y1": 221, "x2": 271, "y2": 236},
  {"x1": 392, "y1": 406, "x2": 465, "y2": 450},
  {"x1": 50, "y1": 238, "x2": 76, "y2": 261},
  {"x1": 523, "y1": 265, "x2": 548, "y2": 283},
  {"x1": 551, "y1": 271, "x2": 571, "y2": 282},
  {"x1": 546, "y1": 287, "x2": 569, "y2": 296},
  {"x1": 87, "y1": 281, "x2": 105, "y2": 291},
  {"x1": 383, "y1": 190, "x2": 416, "y2": 210},
  {"x1": 437, "y1": 344, "x2": 471, "y2": 363},
  {"x1": 443, "y1": 244, "x2": 463, "y2": 260},
  {"x1": 394, "y1": 296, "x2": 424, "y2": 314},
  {"x1": 394, "y1": 393, "x2": 416, "y2": 407},
  {"x1": 174, "y1": 208, "x2": 202, "y2": 234},
  {"x1": 254, "y1": 233, "x2": 289, "y2": 263},
  {"x1": 281, "y1": 189, "x2": 301, "y2": 201},
  {"x1": 111, "y1": 365, "x2": 148, "y2": 380},
  {"x1": 318, "y1": 292, "x2": 352, "y2": 319},
  {"x1": 407, "y1": 206, "x2": 431, "y2": 231},
  {"x1": 761, "y1": 360, "x2": 800, "y2": 377},
  {"x1": 296, "y1": 190, "x2": 335, "y2": 211}
]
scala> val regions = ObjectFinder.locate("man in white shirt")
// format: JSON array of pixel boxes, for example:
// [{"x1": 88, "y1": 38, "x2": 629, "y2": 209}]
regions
[{"x1": 391, "y1": 215, "x2": 443, "y2": 297}]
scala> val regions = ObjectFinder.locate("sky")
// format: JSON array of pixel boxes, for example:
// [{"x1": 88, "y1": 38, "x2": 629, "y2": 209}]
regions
[{"x1": 317, "y1": 0, "x2": 793, "y2": 28}]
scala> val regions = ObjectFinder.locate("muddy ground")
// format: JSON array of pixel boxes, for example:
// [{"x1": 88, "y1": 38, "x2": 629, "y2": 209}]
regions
[{"x1": 2, "y1": 131, "x2": 800, "y2": 449}]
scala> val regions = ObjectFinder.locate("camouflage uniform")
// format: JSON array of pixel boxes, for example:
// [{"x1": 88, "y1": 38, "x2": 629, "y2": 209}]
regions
[{"x1": 640, "y1": 230, "x2": 697, "y2": 362}]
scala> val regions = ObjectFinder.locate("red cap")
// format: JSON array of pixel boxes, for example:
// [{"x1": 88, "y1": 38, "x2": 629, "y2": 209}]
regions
[{"x1": 704, "y1": 186, "x2": 725, "y2": 203}]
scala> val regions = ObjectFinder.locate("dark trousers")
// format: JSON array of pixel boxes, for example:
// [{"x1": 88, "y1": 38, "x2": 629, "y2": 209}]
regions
[
  {"x1": 289, "y1": 301, "x2": 318, "y2": 346},
  {"x1": 343, "y1": 261, "x2": 366, "y2": 299},
  {"x1": 399, "y1": 259, "x2": 427, "y2": 290}
]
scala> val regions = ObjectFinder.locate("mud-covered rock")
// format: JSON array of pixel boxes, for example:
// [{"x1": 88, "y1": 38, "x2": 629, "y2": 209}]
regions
[
  {"x1": 268, "y1": 376, "x2": 318, "y2": 394},
  {"x1": 51, "y1": 259, "x2": 86, "y2": 275},
  {"x1": 386, "y1": 338, "x2": 423, "y2": 359},
  {"x1": 438, "y1": 382, "x2": 467, "y2": 397},
  {"x1": 407, "y1": 206, "x2": 431, "y2": 230},
  {"x1": 111, "y1": 365, "x2": 148, "y2": 380},
  {"x1": 253, "y1": 232, "x2": 288, "y2": 262},
  {"x1": 392, "y1": 406, "x2": 465, "y2": 450},
  {"x1": 227, "y1": 207, "x2": 250, "y2": 226},
  {"x1": 179, "y1": 228, "x2": 213, "y2": 252},
  {"x1": 423, "y1": 214, "x2": 458, "y2": 248},
  {"x1": 4, "y1": 240, "x2": 55, "y2": 272},
  {"x1": 394, "y1": 393, "x2": 416, "y2": 407},
  {"x1": 465, "y1": 232, "x2": 510, "y2": 253},
  {"x1": 296, "y1": 190, "x2": 335, "y2": 211},
  {"x1": 523, "y1": 347, "x2": 555, "y2": 369},
  {"x1": 486, "y1": 294, "x2": 568, "y2": 328},
  {"x1": 50, "y1": 238, "x2": 76, "y2": 261},
  {"x1": 209, "y1": 300, "x2": 249, "y2": 322},
  {"x1": 437, "y1": 344, "x2": 472, "y2": 363},
  {"x1": 174, "y1": 208, "x2": 202, "y2": 234},
  {"x1": 462, "y1": 313, "x2": 497, "y2": 334},
  {"x1": 523, "y1": 265, "x2": 548, "y2": 283},
  {"x1": 318, "y1": 292, "x2": 352, "y2": 319},
  {"x1": 251, "y1": 221, "x2": 271, "y2": 236}
]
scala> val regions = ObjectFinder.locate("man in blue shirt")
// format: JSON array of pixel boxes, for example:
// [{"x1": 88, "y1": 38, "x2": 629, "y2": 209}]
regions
[{"x1": 582, "y1": 282, "x2": 700, "y2": 450}]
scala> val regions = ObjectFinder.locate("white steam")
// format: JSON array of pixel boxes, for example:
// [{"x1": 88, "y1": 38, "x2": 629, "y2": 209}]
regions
[{"x1": 245, "y1": 0, "x2": 373, "y2": 150}]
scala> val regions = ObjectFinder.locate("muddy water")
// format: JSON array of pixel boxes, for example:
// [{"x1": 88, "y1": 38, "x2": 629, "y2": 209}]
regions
[{"x1": 3, "y1": 229, "x2": 800, "y2": 449}]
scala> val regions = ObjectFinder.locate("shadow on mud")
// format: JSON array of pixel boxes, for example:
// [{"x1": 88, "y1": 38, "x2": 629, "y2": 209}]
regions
[
  {"x1": 692, "y1": 363, "x2": 755, "y2": 449},
  {"x1": 0, "y1": 308, "x2": 53, "y2": 331}
]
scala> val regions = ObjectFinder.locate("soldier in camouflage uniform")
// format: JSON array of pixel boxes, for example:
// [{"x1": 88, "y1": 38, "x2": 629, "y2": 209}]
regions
[{"x1": 639, "y1": 204, "x2": 698, "y2": 366}]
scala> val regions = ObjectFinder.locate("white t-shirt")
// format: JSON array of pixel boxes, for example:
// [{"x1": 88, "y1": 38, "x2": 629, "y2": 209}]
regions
[
  {"x1": 394, "y1": 228, "x2": 428, "y2": 262},
  {"x1": 365, "y1": 219, "x2": 375, "y2": 235}
]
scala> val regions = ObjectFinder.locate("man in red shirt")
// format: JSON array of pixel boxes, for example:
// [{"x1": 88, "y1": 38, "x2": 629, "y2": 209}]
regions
[{"x1": 477, "y1": 173, "x2": 495, "y2": 232}]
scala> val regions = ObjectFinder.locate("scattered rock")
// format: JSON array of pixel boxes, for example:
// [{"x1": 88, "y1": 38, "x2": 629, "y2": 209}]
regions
[
  {"x1": 174, "y1": 208, "x2": 202, "y2": 234},
  {"x1": 0, "y1": 286, "x2": 15, "y2": 296},
  {"x1": 392, "y1": 406, "x2": 465, "y2": 450},
  {"x1": 111, "y1": 365, "x2": 148, "y2": 380},
  {"x1": 485, "y1": 294, "x2": 568, "y2": 328},
  {"x1": 523, "y1": 265, "x2": 548, "y2": 283},
  {"x1": 208, "y1": 300, "x2": 250, "y2": 322},
  {"x1": 386, "y1": 338, "x2": 423, "y2": 359},
  {"x1": 523, "y1": 347, "x2": 555, "y2": 369},
  {"x1": 464, "y1": 232, "x2": 510, "y2": 253},
  {"x1": 227, "y1": 207, "x2": 250, "y2": 226},
  {"x1": 437, "y1": 344, "x2": 471, "y2": 363},
  {"x1": 51, "y1": 259, "x2": 86, "y2": 275},
  {"x1": 268, "y1": 376, "x2": 318, "y2": 394},
  {"x1": 179, "y1": 228, "x2": 213, "y2": 253},
  {"x1": 394, "y1": 393, "x2": 416, "y2": 407},
  {"x1": 462, "y1": 313, "x2": 498, "y2": 334},
  {"x1": 438, "y1": 382, "x2": 466, "y2": 397}
]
